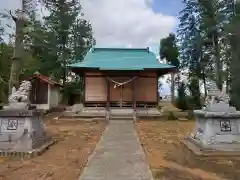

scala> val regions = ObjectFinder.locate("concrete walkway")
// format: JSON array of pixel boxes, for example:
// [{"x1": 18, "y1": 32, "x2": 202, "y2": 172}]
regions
[{"x1": 79, "y1": 120, "x2": 154, "y2": 180}]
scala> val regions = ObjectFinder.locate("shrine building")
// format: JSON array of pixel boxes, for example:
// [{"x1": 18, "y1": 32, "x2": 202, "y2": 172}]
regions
[{"x1": 69, "y1": 48, "x2": 175, "y2": 114}]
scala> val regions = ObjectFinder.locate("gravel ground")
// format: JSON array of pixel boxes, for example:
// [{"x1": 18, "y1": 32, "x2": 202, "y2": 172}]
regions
[
  {"x1": 136, "y1": 120, "x2": 240, "y2": 180},
  {"x1": 0, "y1": 114, "x2": 107, "y2": 180}
]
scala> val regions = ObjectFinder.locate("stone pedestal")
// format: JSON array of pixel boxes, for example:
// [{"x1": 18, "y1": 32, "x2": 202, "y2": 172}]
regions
[
  {"x1": 0, "y1": 109, "x2": 53, "y2": 156},
  {"x1": 185, "y1": 103, "x2": 240, "y2": 156},
  {"x1": 3, "y1": 102, "x2": 29, "y2": 110}
]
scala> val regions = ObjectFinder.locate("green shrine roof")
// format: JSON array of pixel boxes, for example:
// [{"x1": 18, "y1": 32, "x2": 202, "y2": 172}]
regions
[{"x1": 69, "y1": 47, "x2": 175, "y2": 71}]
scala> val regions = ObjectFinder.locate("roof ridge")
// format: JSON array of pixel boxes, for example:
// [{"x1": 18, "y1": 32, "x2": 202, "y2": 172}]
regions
[
  {"x1": 92, "y1": 47, "x2": 149, "y2": 51},
  {"x1": 69, "y1": 47, "x2": 175, "y2": 71}
]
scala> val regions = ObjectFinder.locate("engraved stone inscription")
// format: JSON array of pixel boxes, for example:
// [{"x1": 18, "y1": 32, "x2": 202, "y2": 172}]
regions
[
  {"x1": 220, "y1": 120, "x2": 231, "y2": 132},
  {"x1": 7, "y1": 119, "x2": 18, "y2": 130},
  {"x1": 16, "y1": 111, "x2": 33, "y2": 117}
]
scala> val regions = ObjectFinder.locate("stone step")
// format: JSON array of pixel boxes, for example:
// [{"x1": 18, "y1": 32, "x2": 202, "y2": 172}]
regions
[
  {"x1": 110, "y1": 113, "x2": 134, "y2": 116},
  {"x1": 110, "y1": 116, "x2": 134, "y2": 120}
]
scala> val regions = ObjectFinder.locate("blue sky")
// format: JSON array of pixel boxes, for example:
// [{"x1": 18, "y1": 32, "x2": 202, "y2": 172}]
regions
[
  {"x1": 152, "y1": 0, "x2": 183, "y2": 17},
  {"x1": 150, "y1": 0, "x2": 183, "y2": 55}
]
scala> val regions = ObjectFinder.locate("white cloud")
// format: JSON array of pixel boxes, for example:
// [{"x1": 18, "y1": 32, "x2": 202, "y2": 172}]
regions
[
  {"x1": 81, "y1": 0, "x2": 177, "y2": 47},
  {"x1": 0, "y1": 0, "x2": 177, "y2": 48}
]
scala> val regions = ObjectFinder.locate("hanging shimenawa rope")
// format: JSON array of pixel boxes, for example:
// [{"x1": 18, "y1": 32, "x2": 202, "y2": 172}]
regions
[{"x1": 107, "y1": 76, "x2": 137, "y2": 88}]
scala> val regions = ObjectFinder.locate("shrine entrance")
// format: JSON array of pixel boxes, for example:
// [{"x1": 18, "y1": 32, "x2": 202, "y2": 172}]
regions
[{"x1": 106, "y1": 76, "x2": 137, "y2": 109}]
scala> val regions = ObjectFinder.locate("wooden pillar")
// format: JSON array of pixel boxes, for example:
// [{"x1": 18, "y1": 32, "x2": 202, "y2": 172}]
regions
[
  {"x1": 157, "y1": 74, "x2": 159, "y2": 106},
  {"x1": 106, "y1": 77, "x2": 110, "y2": 110},
  {"x1": 132, "y1": 77, "x2": 137, "y2": 122},
  {"x1": 82, "y1": 73, "x2": 85, "y2": 105},
  {"x1": 132, "y1": 77, "x2": 137, "y2": 111},
  {"x1": 106, "y1": 77, "x2": 110, "y2": 120}
]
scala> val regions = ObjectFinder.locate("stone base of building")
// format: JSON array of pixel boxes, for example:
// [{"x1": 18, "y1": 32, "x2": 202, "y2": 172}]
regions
[
  {"x1": 184, "y1": 136, "x2": 240, "y2": 157},
  {"x1": 61, "y1": 107, "x2": 163, "y2": 120}
]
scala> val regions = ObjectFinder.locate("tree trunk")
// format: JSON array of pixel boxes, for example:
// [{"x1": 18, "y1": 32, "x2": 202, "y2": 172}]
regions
[
  {"x1": 200, "y1": 49, "x2": 207, "y2": 97},
  {"x1": 226, "y1": 60, "x2": 230, "y2": 94},
  {"x1": 171, "y1": 73, "x2": 175, "y2": 104},
  {"x1": 62, "y1": 51, "x2": 66, "y2": 87},
  {"x1": 202, "y1": 69, "x2": 207, "y2": 98},
  {"x1": 8, "y1": 2, "x2": 25, "y2": 94},
  {"x1": 213, "y1": 34, "x2": 222, "y2": 90},
  {"x1": 0, "y1": 81, "x2": 3, "y2": 103}
]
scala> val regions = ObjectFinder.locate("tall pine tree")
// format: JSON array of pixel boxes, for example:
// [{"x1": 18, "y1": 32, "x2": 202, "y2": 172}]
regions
[
  {"x1": 160, "y1": 33, "x2": 179, "y2": 103},
  {"x1": 229, "y1": 0, "x2": 240, "y2": 109}
]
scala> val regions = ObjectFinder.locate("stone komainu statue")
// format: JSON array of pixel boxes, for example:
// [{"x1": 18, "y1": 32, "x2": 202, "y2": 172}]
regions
[
  {"x1": 8, "y1": 81, "x2": 32, "y2": 103},
  {"x1": 205, "y1": 80, "x2": 230, "y2": 106}
]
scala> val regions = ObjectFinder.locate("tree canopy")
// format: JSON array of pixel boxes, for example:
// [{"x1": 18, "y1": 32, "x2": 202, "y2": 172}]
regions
[
  {"x1": 169, "y1": 0, "x2": 240, "y2": 109},
  {"x1": 0, "y1": 0, "x2": 94, "y2": 103}
]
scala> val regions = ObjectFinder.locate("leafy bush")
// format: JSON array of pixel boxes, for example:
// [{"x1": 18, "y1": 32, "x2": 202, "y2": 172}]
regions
[
  {"x1": 167, "y1": 111, "x2": 178, "y2": 120},
  {"x1": 188, "y1": 77, "x2": 202, "y2": 109},
  {"x1": 176, "y1": 82, "x2": 189, "y2": 110},
  {"x1": 61, "y1": 82, "x2": 83, "y2": 105}
]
